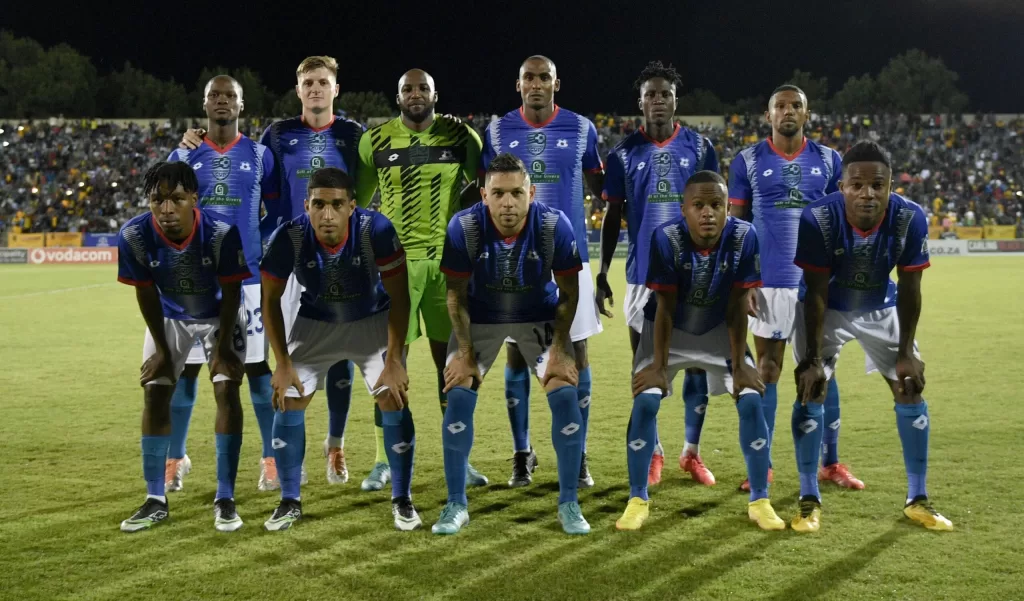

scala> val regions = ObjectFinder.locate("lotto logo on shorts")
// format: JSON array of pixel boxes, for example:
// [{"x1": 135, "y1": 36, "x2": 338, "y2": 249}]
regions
[
  {"x1": 447, "y1": 421, "x2": 467, "y2": 435},
  {"x1": 628, "y1": 438, "x2": 647, "y2": 451},
  {"x1": 560, "y1": 423, "x2": 580, "y2": 436},
  {"x1": 749, "y1": 438, "x2": 767, "y2": 451},
  {"x1": 912, "y1": 415, "x2": 929, "y2": 430},
  {"x1": 799, "y1": 420, "x2": 818, "y2": 434}
]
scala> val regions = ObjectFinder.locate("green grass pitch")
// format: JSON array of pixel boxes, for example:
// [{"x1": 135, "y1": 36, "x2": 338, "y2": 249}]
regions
[{"x1": 2, "y1": 258, "x2": 1023, "y2": 601}]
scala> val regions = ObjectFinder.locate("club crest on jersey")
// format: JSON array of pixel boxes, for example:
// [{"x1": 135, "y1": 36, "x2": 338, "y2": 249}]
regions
[
  {"x1": 652, "y1": 151, "x2": 673, "y2": 177},
  {"x1": 527, "y1": 132, "x2": 546, "y2": 155},
  {"x1": 526, "y1": 250, "x2": 540, "y2": 261},
  {"x1": 408, "y1": 145, "x2": 429, "y2": 164},
  {"x1": 309, "y1": 132, "x2": 328, "y2": 154},
  {"x1": 212, "y1": 156, "x2": 231, "y2": 181},
  {"x1": 782, "y1": 163, "x2": 802, "y2": 188},
  {"x1": 202, "y1": 256, "x2": 213, "y2": 266},
  {"x1": 439, "y1": 149, "x2": 454, "y2": 161}
]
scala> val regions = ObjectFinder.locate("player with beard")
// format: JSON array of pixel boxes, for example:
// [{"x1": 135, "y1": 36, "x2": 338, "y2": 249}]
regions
[
  {"x1": 355, "y1": 69, "x2": 487, "y2": 491},
  {"x1": 728, "y1": 85, "x2": 861, "y2": 493}
]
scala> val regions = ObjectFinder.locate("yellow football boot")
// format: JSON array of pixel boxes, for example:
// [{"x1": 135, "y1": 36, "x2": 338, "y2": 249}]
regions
[
  {"x1": 903, "y1": 497, "x2": 953, "y2": 531},
  {"x1": 615, "y1": 497, "x2": 650, "y2": 531},
  {"x1": 791, "y1": 496, "x2": 822, "y2": 533},
  {"x1": 748, "y1": 498, "x2": 786, "y2": 531}
]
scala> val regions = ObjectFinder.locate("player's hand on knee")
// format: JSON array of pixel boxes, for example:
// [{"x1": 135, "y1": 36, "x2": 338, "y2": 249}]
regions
[
  {"x1": 210, "y1": 345, "x2": 244, "y2": 382},
  {"x1": 896, "y1": 355, "x2": 926, "y2": 397},
  {"x1": 544, "y1": 350, "x2": 579, "y2": 387},
  {"x1": 271, "y1": 365, "x2": 303, "y2": 411},
  {"x1": 443, "y1": 352, "x2": 480, "y2": 392},
  {"x1": 595, "y1": 274, "x2": 615, "y2": 318},
  {"x1": 632, "y1": 365, "x2": 668, "y2": 398},
  {"x1": 179, "y1": 128, "x2": 206, "y2": 150},
  {"x1": 374, "y1": 361, "x2": 409, "y2": 410},
  {"x1": 733, "y1": 363, "x2": 766, "y2": 400},
  {"x1": 140, "y1": 350, "x2": 174, "y2": 387},
  {"x1": 794, "y1": 359, "x2": 826, "y2": 405}
]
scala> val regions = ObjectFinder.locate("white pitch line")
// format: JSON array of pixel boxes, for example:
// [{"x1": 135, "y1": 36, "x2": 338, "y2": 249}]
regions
[{"x1": 0, "y1": 282, "x2": 116, "y2": 299}]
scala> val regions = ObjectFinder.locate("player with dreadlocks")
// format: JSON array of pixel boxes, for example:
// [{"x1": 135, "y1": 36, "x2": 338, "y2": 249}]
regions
[
  {"x1": 600, "y1": 61, "x2": 720, "y2": 489},
  {"x1": 117, "y1": 161, "x2": 251, "y2": 532}
]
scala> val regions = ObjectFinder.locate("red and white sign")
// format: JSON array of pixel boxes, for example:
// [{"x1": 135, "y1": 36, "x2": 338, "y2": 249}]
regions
[{"x1": 28, "y1": 247, "x2": 118, "y2": 264}]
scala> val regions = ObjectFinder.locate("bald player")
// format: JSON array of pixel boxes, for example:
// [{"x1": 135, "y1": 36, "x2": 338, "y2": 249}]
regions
[
  {"x1": 482, "y1": 55, "x2": 605, "y2": 490},
  {"x1": 355, "y1": 69, "x2": 487, "y2": 491}
]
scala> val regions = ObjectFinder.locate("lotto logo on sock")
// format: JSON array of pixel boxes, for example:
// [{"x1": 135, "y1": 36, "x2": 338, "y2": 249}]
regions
[
  {"x1": 749, "y1": 438, "x2": 767, "y2": 451},
  {"x1": 578, "y1": 396, "x2": 591, "y2": 409},
  {"x1": 560, "y1": 423, "x2": 580, "y2": 436},
  {"x1": 695, "y1": 404, "x2": 707, "y2": 415},
  {"x1": 447, "y1": 421, "x2": 467, "y2": 435},
  {"x1": 506, "y1": 397, "x2": 520, "y2": 408},
  {"x1": 628, "y1": 438, "x2": 647, "y2": 451},
  {"x1": 828, "y1": 419, "x2": 841, "y2": 430},
  {"x1": 334, "y1": 379, "x2": 351, "y2": 389},
  {"x1": 391, "y1": 441, "x2": 412, "y2": 454},
  {"x1": 799, "y1": 420, "x2": 818, "y2": 434},
  {"x1": 271, "y1": 438, "x2": 287, "y2": 449},
  {"x1": 912, "y1": 415, "x2": 929, "y2": 430}
]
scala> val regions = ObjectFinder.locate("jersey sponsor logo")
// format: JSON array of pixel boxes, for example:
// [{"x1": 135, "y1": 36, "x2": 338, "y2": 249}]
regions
[
  {"x1": 527, "y1": 132, "x2": 546, "y2": 155},
  {"x1": 529, "y1": 159, "x2": 559, "y2": 184},
  {"x1": 439, "y1": 149, "x2": 454, "y2": 161},
  {"x1": 309, "y1": 132, "x2": 328, "y2": 154},
  {"x1": 212, "y1": 156, "x2": 231, "y2": 181},
  {"x1": 775, "y1": 164, "x2": 807, "y2": 208},
  {"x1": 652, "y1": 151, "x2": 673, "y2": 177}
]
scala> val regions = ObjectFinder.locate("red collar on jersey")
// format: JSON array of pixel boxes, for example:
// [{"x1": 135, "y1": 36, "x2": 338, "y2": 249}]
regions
[
  {"x1": 519, "y1": 105, "x2": 560, "y2": 129},
  {"x1": 302, "y1": 114, "x2": 336, "y2": 133},
  {"x1": 639, "y1": 123, "x2": 681, "y2": 148},
  {"x1": 152, "y1": 208, "x2": 200, "y2": 251},
  {"x1": 850, "y1": 209, "x2": 887, "y2": 238},
  {"x1": 203, "y1": 133, "x2": 243, "y2": 154},
  {"x1": 767, "y1": 136, "x2": 808, "y2": 161}
]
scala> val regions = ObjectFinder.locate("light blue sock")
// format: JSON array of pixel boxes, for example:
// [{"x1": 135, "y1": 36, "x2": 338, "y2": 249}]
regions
[
  {"x1": 792, "y1": 401, "x2": 824, "y2": 501},
  {"x1": 326, "y1": 361, "x2": 354, "y2": 444},
  {"x1": 215, "y1": 433, "x2": 242, "y2": 500},
  {"x1": 247, "y1": 373, "x2": 275, "y2": 458},
  {"x1": 382, "y1": 407, "x2": 416, "y2": 499},
  {"x1": 762, "y1": 382, "x2": 778, "y2": 467},
  {"x1": 273, "y1": 410, "x2": 305, "y2": 500},
  {"x1": 443, "y1": 386, "x2": 477, "y2": 506},
  {"x1": 505, "y1": 366, "x2": 531, "y2": 453},
  {"x1": 168, "y1": 376, "x2": 198, "y2": 460},
  {"x1": 141, "y1": 435, "x2": 170, "y2": 497},
  {"x1": 736, "y1": 393, "x2": 770, "y2": 501},
  {"x1": 577, "y1": 367, "x2": 592, "y2": 454},
  {"x1": 822, "y1": 378, "x2": 841, "y2": 466},
  {"x1": 626, "y1": 392, "x2": 662, "y2": 500},
  {"x1": 895, "y1": 401, "x2": 930, "y2": 501},
  {"x1": 547, "y1": 385, "x2": 583, "y2": 504},
  {"x1": 683, "y1": 371, "x2": 709, "y2": 447}
]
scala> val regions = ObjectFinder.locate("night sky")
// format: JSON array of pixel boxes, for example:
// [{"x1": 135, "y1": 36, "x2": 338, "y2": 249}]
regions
[{"x1": 3, "y1": 0, "x2": 1023, "y2": 114}]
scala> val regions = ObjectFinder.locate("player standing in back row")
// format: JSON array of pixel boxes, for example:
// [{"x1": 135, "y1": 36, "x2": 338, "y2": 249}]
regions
[
  {"x1": 165, "y1": 75, "x2": 280, "y2": 494},
  {"x1": 356, "y1": 69, "x2": 488, "y2": 491},
  {"x1": 789, "y1": 141, "x2": 952, "y2": 533},
  {"x1": 181, "y1": 56, "x2": 365, "y2": 488},
  {"x1": 483, "y1": 55, "x2": 605, "y2": 489},
  {"x1": 599, "y1": 61, "x2": 719, "y2": 487},
  {"x1": 728, "y1": 85, "x2": 863, "y2": 492}
]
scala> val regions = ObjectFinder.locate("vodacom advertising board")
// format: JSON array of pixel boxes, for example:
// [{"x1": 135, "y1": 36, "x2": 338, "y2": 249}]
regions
[{"x1": 28, "y1": 247, "x2": 119, "y2": 264}]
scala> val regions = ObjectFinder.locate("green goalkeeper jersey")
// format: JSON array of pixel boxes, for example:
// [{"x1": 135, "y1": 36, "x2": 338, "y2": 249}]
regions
[{"x1": 357, "y1": 116, "x2": 482, "y2": 260}]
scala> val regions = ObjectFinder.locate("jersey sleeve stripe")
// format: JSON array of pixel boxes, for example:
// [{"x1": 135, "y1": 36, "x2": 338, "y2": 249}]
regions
[
  {"x1": 375, "y1": 249, "x2": 406, "y2": 269},
  {"x1": 553, "y1": 265, "x2": 583, "y2": 277},
  {"x1": 440, "y1": 266, "x2": 471, "y2": 278},
  {"x1": 646, "y1": 282, "x2": 677, "y2": 291},
  {"x1": 219, "y1": 272, "x2": 253, "y2": 284},
  {"x1": 260, "y1": 269, "x2": 287, "y2": 283},
  {"x1": 794, "y1": 260, "x2": 830, "y2": 274},
  {"x1": 729, "y1": 197, "x2": 749, "y2": 206},
  {"x1": 379, "y1": 262, "x2": 408, "y2": 278},
  {"x1": 117, "y1": 276, "x2": 153, "y2": 287},
  {"x1": 734, "y1": 280, "x2": 763, "y2": 288},
  {"x1": 585, "y1": 166, "x2": 604, "y2": 174},
  {"x1": 897, "y1": 262, "x2": 931, "y2": 272}
]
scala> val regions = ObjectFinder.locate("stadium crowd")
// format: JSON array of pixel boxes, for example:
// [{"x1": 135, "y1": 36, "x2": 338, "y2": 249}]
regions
[{"x1": 2, "y1": 113, "x2": 1022, "y2": 237}]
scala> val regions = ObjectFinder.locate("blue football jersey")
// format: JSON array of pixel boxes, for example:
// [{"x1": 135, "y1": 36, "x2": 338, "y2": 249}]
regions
[
  {"x1": 117, "y1": 209, "x2": 251, "y2": 320},
  {"x1": 168, "y1": 134, "x2": 276, "y2": 285},
  {"x1": 481, "y1": 106, "x2": 603, "y2": 260},
  {"x1": 645, "y1": 216, "x2": 762, "y2": 335},
  {"x1": 441, "y1": 202, "x2": 582, "y2": 324},
  {"x1": 602, "y1": 124, "x2": 719, "y2": 285},
  {"x1": 794, "y1": 192, "x2": 930, "y2": 312},
  {"x1": 260, "y1": 208, "x2": 405, "y2": 324},
  {"x1": 259, "y1": 115, "x2": 364, "y2": 234},
  {"x1": 729, "y1": 138, "x2": 842, "y2": 288}
]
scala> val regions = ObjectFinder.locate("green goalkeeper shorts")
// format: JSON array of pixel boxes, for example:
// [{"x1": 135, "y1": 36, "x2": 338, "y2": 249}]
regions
[{"x1": 405, "y1": 259, "x2": 452, "y2": 344}]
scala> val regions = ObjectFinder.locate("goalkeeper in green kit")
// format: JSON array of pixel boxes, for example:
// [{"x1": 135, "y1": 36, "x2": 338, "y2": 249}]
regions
[{"x1": 355, "y1": 69, "x2": 489, "y2": 491}]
